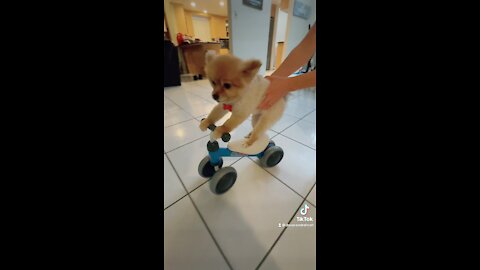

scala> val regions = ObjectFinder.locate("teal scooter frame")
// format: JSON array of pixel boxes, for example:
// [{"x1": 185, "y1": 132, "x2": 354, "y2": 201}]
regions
[{"x1": 198, "y1": 118, "x2": 284, "y2": 194}]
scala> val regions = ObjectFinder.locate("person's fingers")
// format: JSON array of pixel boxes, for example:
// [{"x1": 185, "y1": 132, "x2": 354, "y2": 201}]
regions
[
  {"x1": 259, "y1": 92, "x2": 273, "y2": 108},
  {"x1": 258, "y1": 101, "x2": 270, "y2": 109},
  {"x1": 261, "y1": 99, "x2": 275, "y2": 109},
  {"x1": 259, "y1": 98, "x2": 272, "y2": 109}
]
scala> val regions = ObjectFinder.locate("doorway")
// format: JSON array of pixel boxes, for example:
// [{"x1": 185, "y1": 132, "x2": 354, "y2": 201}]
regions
[{"x1": 191, "y1": 15, "x2": 212, "y2": 42}]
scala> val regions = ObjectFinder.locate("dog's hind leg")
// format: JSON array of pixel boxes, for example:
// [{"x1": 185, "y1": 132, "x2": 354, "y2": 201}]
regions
[
  {"x1": 245, "y1": 113, "x2": 261, "y2": 138},
  {"x1": 244, "y1": 112, "x2": 282, "y2": 147}
]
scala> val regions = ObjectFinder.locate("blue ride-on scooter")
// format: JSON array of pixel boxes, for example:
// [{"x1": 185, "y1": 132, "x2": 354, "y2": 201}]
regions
[{"x1": 198, "y1": 119, "x2": 284, "y2": 194}]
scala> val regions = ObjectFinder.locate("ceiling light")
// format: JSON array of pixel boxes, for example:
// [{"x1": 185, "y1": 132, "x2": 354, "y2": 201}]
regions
[
  {"x1": 220, "y1": 1, "x2": 225, "y2": 6},
  {"x1": 191, "y1": 2, "x2": 196, "y2": 7}
]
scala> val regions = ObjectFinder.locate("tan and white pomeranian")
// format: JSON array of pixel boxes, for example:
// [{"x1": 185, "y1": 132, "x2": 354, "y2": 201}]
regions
[{"x1": 199, "y1": 51, "x2": 285, "y2": 147}]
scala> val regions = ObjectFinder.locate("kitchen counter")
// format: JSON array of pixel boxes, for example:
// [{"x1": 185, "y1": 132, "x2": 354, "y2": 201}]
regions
[{"x1": 179, "y1": 42, "x2": 221, "y2": 77}]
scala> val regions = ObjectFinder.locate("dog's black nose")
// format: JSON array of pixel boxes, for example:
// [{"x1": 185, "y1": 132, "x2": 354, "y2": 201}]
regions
[{"x1": 212, "y1": 94, "x2": 219, "y2": 101}]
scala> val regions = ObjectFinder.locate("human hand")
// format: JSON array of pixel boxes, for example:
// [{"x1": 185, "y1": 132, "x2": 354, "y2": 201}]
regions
[{"x1": 258, "y1": 76, "x2": 291, "y2": 110}]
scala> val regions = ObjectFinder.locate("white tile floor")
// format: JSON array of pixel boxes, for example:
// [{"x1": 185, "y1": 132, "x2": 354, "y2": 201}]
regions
[{"x1": 164, "y1": 79, "x2": 316, "y2": 270}]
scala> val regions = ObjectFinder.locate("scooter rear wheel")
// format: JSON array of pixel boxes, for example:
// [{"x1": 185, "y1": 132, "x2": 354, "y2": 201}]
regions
[{"x1": 260, "y1": 146, "x2": 284, "y2": 168}]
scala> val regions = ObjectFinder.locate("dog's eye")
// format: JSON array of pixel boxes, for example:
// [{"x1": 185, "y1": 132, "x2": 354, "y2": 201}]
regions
[{"x1": 223, "y1": 83, "x2": 231, "y2": 89}]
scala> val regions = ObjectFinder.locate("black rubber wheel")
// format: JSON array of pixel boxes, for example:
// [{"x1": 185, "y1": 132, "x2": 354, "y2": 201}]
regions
[
  {"x1": 260, "y1": 146, "x2": 284, "y2": 168},
  {"x1": 209, "y1": 167, "x2": 237, "y2": 194},
  {"x1": 198, "y1": 156, "x2": 223, "y2": 178},
  {"x1": 221, "y1": 133, "x2": 231, "y2": 142}
]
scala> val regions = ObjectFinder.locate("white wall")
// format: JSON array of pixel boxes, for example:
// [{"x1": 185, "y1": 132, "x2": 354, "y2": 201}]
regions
[
  {"x1": 285, "y1": 0, "x2": 316, "y2": 58},
  {"x1": 229, "y1": 0, "x2": 272, "y2": 76},
  {"x1": 275, "y1": 10, "x2": 288, "y2": 43},
  {"x1": 192, "y1": 15, "x2": 212, "y2": 42}
]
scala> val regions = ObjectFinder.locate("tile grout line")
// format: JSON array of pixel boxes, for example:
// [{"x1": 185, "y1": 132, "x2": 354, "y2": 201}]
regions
[
  {"x1": 249, "y1": 107, "x2": 317, "y2": 267},
  {"x1": 305, "y1": 199, "x2": 316, "y2": 208},
  {"x1": 273, "y1": 107, "x2": 316, "y2": 134},
  {"x1": 255, "y1": 183, "x2": 317, "y2": 270},
  {"x1": 163, "y1": 193, "x2": 189, "y2": 211},
  {"x1": 164, "y1": 153, "x2": 234, "y2": 270},
  {"x1": 166, "y1": 81, "x2": 218, "y2": 107},
  {"x1": 165, "y1": 123, "x2": 275, "y2": 155},
  {"x1": 252, "y1": 108, "x2": 316, "y2": 199},
  {"x1": 164, "y1": 94, "x2": 208, "y2": 121},
  {"x1": 276, "y1": 133, "x2": 316, "y2": 152},
  {"x1": 165, "y1": 155, "x2": 313, "y2": 266},
  {"x1": 282, "y1": 103, "x2": 316, "y2": 122},
  {"x1": 163, "y1": 156, "x2": 246, "y2": 213},
  {"x1": 163, "y1": 116, "x2": 212, "y2": 154},
  {"x1": 277, "y1": 107, "x2": 316, "y2": 151},
  {"x1": 184, "y1": 84, "x2": 219, "y2": 104},
  {"x1": 164, "y1": 92, "x2": 219, "y2": 154},
  {"x1": 165, "y1": 134, "x2": 210, "y2": 154},
  {"x1": 247, "y1": 156, "x2": 307, "y2": 200},
  {"x1": 182, "y1": 157, "x2": 246, "y2": 197},
  {"x1": 304, "y1": 184, "x2": 317, "y2": 208},
  {"x1": 255, "y1": 199, "x2": 307, "y2": 270},
  {"x1": 164, "y1": 117, "x2": 196, "y2": 129}
]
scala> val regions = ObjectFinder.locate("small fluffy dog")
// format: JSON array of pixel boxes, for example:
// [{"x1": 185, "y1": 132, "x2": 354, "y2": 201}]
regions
[{"x1": 199, "y1": 51, "x2": 285, "y2": 147}]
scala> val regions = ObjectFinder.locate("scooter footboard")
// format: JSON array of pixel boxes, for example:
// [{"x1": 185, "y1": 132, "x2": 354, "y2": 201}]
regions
[{"x1": 209, "y1": 147, "x2": 247, "y2": 165}]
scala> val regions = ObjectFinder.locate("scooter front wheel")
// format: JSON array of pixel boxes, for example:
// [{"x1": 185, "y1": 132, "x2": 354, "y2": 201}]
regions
[
  {"x1": 210, "y1": 167, "x2": 237, "y2": 194},
  {"x1": 198, "y1": 156, "x2": 223, "y2": 178}
]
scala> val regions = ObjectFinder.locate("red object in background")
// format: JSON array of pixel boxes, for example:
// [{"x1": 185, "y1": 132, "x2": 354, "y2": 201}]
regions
[{"x1": 177, "y1": 33, "x2": 184, "y2": 45}]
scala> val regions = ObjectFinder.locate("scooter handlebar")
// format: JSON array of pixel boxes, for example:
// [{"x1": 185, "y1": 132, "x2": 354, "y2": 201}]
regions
[
  {"x1": 207, "y1": 123, "x2": 216, "y2": 131},
  {"x1": 201, "y1": 118, "x2": 231, "y2": 142}
]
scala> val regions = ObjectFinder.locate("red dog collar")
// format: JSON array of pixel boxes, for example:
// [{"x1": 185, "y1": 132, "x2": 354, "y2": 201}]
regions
[{"x1": 223, "y1": 104, "x2": 233, "y2": 112}]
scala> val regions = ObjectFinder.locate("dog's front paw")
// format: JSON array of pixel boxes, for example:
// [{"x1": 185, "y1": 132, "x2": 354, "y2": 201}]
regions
[
  {"x1": 199, "y1": 119, "x2": 211, "y2": 131},
  {"x1": 243, "y1": 136, "x2": 257, "y2": 148},
  {"x1": 242, "y1": 141, "x2": 252, "y2": 148},
  {"x1": 212, "y1": 125, "x2": 228, "y2": 140}
]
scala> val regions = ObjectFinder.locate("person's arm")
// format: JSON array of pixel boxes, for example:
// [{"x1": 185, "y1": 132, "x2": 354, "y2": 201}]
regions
[
  {"x1": 272, "y1": 22, "x2": 316, "y2": 78},
  {"x1": 282, "y1": 70, "x2": 316, "y2": 92}
]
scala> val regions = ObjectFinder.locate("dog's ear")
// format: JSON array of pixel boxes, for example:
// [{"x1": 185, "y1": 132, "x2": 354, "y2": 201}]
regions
[
  {"x1": 205, "y1": 50, "x2": 217, "y2": 64},
  {"x1": 241, "y1": 59, "x2": 262, "y2": 78}
]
